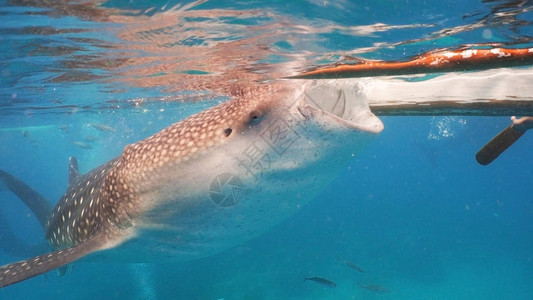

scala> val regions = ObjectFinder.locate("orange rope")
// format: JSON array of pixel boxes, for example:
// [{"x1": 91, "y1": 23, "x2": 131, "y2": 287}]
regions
[{"x1": 293, "y1": 48, "x2": 533, "y2": 79}]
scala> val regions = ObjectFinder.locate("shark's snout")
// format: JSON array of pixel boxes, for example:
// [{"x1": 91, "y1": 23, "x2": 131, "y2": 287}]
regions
[{"x1": 301, "y1": 80, "x2": 384, "y2": 134}]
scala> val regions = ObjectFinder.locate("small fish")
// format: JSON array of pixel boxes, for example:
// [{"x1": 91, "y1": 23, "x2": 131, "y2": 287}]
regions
[
  {"x1": 88, "y1": 123, "x2": 116, "y2": 132},
  {"x1": 304, "y1": 277, "x2": 337, "y2": 288},
  {"x1": 336, "y1": 255, "x2": 365, "y2": 273},
  {"x1": 359, "y1": 283, "x2": 390, "y2": 293},
  {"x1": 344, "y1": 261, "x2": 365, "y2": 273},
  {"x1": 72, "y1": 141, "x2": 92, "y2": 149}
]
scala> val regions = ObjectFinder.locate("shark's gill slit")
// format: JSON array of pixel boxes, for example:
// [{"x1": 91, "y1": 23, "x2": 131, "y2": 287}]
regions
[{"x1": 224, "y1": 128, "x2": 232, "y2": 137}]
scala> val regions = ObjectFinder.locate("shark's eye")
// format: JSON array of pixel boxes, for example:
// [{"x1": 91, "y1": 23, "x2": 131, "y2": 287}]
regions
[{"x1": 224, "y1": 128, "x2": 232, "y2": 137}]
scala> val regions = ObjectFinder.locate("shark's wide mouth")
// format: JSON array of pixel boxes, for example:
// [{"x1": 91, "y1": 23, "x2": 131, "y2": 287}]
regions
[{"x1": 302, "y1": 80, "x2": 384, "y2": 134}]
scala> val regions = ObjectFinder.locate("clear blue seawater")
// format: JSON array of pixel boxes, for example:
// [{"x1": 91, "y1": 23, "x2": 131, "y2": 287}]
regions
[{"x1": 1, "y1": 0, "x2": 533, "y2": 299}]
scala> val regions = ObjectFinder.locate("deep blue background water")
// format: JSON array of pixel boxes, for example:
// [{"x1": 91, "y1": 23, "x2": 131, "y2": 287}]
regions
[{"x1": 1, "y1": 0, "x2": 533, "y2": 299}]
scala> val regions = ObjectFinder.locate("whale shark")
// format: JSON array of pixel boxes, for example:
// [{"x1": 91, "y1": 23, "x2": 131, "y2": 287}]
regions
[{"x1": 0, "y1": 80, "x2": 383, "y2": 287}]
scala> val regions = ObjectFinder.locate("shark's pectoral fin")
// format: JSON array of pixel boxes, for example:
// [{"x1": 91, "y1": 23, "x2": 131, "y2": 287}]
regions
[{"x1": 0, "y1": 236, "x2": 103, "y2": 288}]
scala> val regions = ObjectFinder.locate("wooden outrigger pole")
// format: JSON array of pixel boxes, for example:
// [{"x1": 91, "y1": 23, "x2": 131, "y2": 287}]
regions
[
  {"x1": 293, "y1": 48, "x2": 533, "y2": 80},
  {"x1": 293, "y1": 47, "x2": 533, "y2": 164},
  {"x1": 293, "y1": 47, "x2": 533, "y2": 116}
]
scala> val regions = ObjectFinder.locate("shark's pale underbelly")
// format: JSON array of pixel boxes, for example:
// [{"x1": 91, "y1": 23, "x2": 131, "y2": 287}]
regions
[{"x1": 85, "y1": 119, "x2": 378, "y2": 263}]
